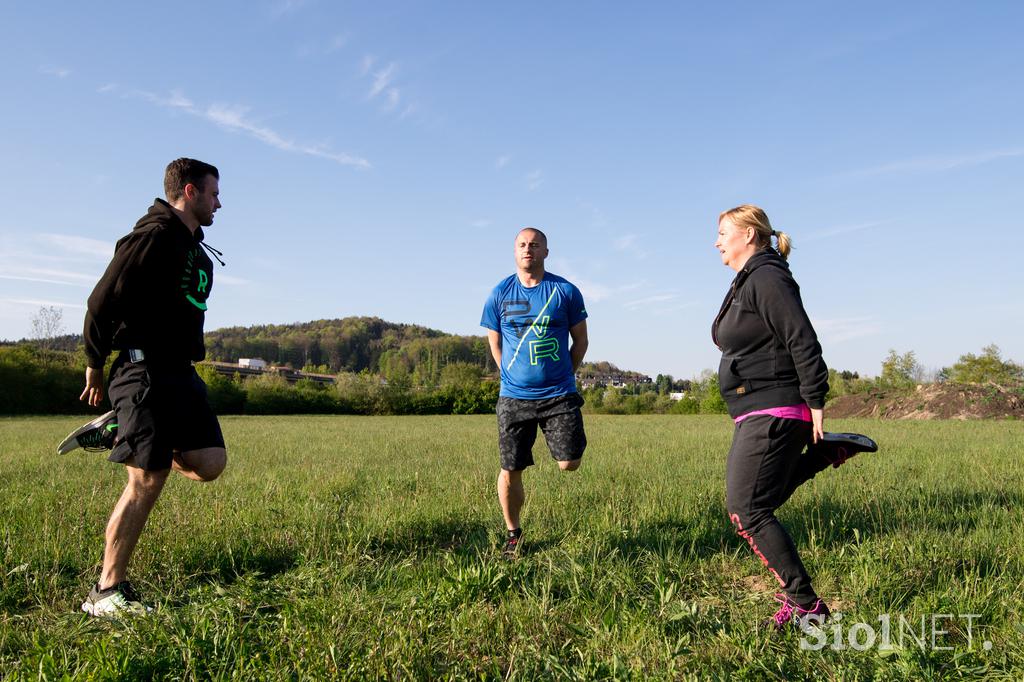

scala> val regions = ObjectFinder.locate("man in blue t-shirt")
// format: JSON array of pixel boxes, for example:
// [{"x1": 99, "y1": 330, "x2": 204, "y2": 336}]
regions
[{"x1": 480, "y1": 227, "x2": 589, "y2": 556}]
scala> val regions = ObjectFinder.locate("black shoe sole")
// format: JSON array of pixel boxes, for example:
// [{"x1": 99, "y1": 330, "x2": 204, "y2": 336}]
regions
[{"x1": 822, "y1": 432, "x2": 878, "y2": 453}]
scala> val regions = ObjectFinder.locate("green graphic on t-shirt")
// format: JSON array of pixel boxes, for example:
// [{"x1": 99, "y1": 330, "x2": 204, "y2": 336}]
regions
[
  {"x1": 506, "y1": 289, "x2": 559, "y2": 371},
  {"x1": 529, "y1": 338, "x2": 560, "y2": 364},
  {"x1": 198, "y1": 269, "x2": 208, "y2": 293}
]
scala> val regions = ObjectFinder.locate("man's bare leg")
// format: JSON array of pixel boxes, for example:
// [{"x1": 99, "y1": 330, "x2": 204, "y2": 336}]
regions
[
  {"x1": 99, "y1": 463, "x2": 170, "y2": 589},
  {"x1": 172, "y1": 447, "x2": 227, "y2": 482},
  {"x1": 558, "y1": 458, "x2": 582, "y2": 472},
  {"x1": 497, "y1": 468, "x2": 525, "y2": 531},
  {"x1": 99, "y1": 448, "x2": 225, "y2": 588}
]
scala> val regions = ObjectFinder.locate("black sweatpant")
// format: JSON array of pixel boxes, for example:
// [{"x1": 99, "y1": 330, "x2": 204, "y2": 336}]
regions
[{"x1": 725, "y1": 414, "x2": 833, "y2": 607}]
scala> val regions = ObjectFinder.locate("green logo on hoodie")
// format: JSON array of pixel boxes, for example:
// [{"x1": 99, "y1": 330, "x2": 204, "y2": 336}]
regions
[{"x1": 181, "y1": 248, "x2": 210, "y2": 311}]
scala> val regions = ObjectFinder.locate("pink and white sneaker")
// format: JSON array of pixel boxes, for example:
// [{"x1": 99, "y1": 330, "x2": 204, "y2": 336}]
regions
[{"x1": 766, "y1": 593, "x2": 831, "y2": 633}]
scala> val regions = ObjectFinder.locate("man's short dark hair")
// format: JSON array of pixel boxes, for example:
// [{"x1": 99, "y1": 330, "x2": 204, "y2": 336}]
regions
[{"x1": 164, "y1": 158, "x2": 219, "y2": 202}]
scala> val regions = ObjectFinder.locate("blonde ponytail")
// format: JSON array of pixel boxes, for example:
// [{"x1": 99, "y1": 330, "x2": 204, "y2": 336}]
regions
[{"x1": 774, "y1": 230, "x2": 791, "y2": 260}]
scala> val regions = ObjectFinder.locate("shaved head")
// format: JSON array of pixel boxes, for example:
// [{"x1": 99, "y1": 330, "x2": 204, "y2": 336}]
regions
[
  {"x1": 514, "y1": 226, "x2": 549, "y2": 276},
  {"x1": 516, "y1": 227, "x2": 547, "y2": 245}
]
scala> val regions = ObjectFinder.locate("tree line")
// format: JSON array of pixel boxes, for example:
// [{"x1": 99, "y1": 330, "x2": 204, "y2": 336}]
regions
[{"x1": 2, "y1": 311, "x2": 1021, "y2": 415}]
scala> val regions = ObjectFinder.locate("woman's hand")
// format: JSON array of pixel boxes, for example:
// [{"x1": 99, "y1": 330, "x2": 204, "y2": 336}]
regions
[{"x1": 810, "y1": 407, "x2": 824, "y2": 444}]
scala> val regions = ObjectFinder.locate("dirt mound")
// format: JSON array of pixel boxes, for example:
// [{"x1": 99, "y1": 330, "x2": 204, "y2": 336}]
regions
[{"x1": 827, "y1": 383, "x2": 1024, "y2": 420}]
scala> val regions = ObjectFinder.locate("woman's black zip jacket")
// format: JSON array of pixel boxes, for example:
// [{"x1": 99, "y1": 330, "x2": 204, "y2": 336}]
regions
[
  {"x1": 83, "y1": 199, "x2": 215, "y2": 369},
  {"x1": 711, "y1": 248, "x2": 828, "y2": 418}
]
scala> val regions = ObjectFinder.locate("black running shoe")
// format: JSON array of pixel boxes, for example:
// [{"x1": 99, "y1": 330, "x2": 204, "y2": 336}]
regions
[
  {"x1": 57, "y1": 410, "x2": 118, "y2": 455},
  {"x1": 503, "y1": 528, "x2": 523, "y2": 558},
  {"x1": 816, "y1": 432, "x2": 878, "y2": 468}
]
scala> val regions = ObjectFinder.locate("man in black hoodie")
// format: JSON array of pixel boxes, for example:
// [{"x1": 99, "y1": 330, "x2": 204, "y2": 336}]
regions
[{"x1": 58, "y1": 158, "x2": 227, "y2": 616}]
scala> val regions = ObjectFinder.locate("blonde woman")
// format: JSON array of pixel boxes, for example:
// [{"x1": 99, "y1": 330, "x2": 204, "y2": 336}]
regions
[{"x1": 712, "y1": 205, "x2": 877, "y2": 632}]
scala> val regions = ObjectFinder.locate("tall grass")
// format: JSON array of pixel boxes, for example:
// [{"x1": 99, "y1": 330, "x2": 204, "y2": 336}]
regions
[{"x1": 1, "y1": 415, "x2": 1022, "y2": 679}]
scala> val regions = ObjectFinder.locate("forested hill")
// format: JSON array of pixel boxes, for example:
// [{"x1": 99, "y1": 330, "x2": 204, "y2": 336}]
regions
[
  {"x1": 204, "y1": 316, "x2": 496, "y2": 381},
  {"x1": 4, "y1": 315, "x2": 654, "y2": 391}
]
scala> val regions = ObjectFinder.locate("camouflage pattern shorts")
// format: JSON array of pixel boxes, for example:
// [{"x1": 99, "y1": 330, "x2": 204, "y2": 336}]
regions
[{"x1": 496, "y1": 392, "x2": 587, "y2": 471}]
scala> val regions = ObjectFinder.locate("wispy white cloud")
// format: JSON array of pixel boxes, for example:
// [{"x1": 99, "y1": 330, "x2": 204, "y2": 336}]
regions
[
  {"x1": 551, "y1": 255, "x2": 696, "y2": 317},
  {"x1": 579, "y1": 201, "x2": 608, "y2": 230},
  {"x1": 215, "y1": 274, "x2": 251, "y2": 286},
  {"x1": 0, "y1": 274, "x2": 88, "y2": 287},
  {"x1": 366, "y1": 62, "x2": 401, "y2": 112},
  {"x1": 614, "y1": 234, "x2": 637, "y2": 251},
  {"x1": 495, "y1": 155, "x2": 511, "y2": 170},
  {"x1": 850, "y1": 148, "x2": 1024, "y2": 177},
  {"x1": 327, "y1": 33, "x2": 350, "y2": 53},
  {"x1": 127, "y1": 88, "x2": 194, "y2": 112},
  {"x1": 471, "y1": 219, "x2": 492, "y2": 228},
  {"x1": 624, "y1": 293, "x2": 679, "y2": 309},
  {"x1": 572, "y1": 277, "x2": 612, "y2": 302},
  {"x1": 359, "y1": 54, "x2": 376, "y2": 76},
  {"x1": 811, "y1": 316, "x2": 881, "y2": 343},
  {"x1": 369, "y1": 63, "x2": 397, "y2": 99},
  {"x1": 548, "y1": 258, "x2": 610, "y2": 302},
  {"x1": 0, "y1": 265, "x2": 95, "y2": 284},
  {"x1": 0, "y1": 234, "x2": 110, "y2": 287},
  {"x1": 612, "y1": 232, "x2": 649, "y2": 259},
  {"x1": 297, "y1": 32, "x2": 351, "y2": 58},
  {"x1": 97, "y1": 83, "x2": 117, "y2": 93},
  {"x1": 38, "y1": 233, "x2": 113, "y2": 259},
  {"x1": 205, "y1": 104, "x2": 370, "y2": 167},
  {"x1": 800, "y1": 220, "x2": 887, "y2": 243},
  {"x1": 114, "y1": 87, "x2": 370, "y2": 168},
  {"x1": 248, "y1": 256, "x2": 286, "y2": 272},
  {"x1": 622, "y1": 292, "x2": 698, "y2": 316},
  {"x1": 270, "y1": 0, "x2": 310, "y2": 18},
  {"x1": 0, "y1": 297, "x2": 86, "y2": 310},
  {"x1": 358, "y1": 58, "x2": 416, "y2": 117},
  {"x1": 525, "y1": 169, "x2": 543, "y2": 191},
  {"x1": 547, "y1": 258, "x2": 655, "y2": 306},
  {"x1": 40, "y1": 66, "x2": 71, "y2": 79},
  {"x1": 655, "y1": 301, "x2": 701, "y2": 314}
]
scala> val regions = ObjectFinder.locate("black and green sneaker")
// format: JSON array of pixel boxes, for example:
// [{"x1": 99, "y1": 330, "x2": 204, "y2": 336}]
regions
[{"x1": 57, "y1": 410, "x2": 118, "y2": 455}]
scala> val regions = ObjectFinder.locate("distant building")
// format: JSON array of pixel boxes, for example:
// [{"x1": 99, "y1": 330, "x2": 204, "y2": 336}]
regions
[
  {"x1": 578, "y1": 373, "x2": 653, "y2": 390},
  {"x1": 239, "y1": 358, "x2": 267, "y2": 369}
]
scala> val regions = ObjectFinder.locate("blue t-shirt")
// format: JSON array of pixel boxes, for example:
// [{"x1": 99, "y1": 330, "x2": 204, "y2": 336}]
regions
[{"x1": 480, "y1": 272, "x2": 587, "y2": 399}]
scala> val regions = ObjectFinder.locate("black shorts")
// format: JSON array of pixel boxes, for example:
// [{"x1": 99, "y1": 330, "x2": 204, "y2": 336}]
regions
[
  {"x1": 107, "y1": 357, "x2": 225, "y2": 471},
  {"x1": 496, "y1": 392, "x2": 586, "y2": 471}
]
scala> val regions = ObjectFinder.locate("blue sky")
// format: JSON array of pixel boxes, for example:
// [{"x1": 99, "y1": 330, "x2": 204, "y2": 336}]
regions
[{"x1": 1, "y1": 1, "x2": 1021, "y2": 379}]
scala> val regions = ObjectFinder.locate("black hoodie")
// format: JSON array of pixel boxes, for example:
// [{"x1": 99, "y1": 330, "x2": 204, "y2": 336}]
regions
[
  {"x1": 83, "y1": 199, "x2": 215, "y2": 369},
  {"x1": 711, "y1": 248, "x2": 828, "y2": 418}
]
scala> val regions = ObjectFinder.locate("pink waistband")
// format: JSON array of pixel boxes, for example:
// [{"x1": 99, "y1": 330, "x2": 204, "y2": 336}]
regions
[{"x1": 734, "y1": 404, "x2": 811, "y2": 424}]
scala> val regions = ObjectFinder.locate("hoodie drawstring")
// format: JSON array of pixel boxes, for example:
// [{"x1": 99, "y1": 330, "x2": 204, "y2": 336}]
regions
[{"x1": 201, "y1": 242, "x2": 226, "y2": 266}]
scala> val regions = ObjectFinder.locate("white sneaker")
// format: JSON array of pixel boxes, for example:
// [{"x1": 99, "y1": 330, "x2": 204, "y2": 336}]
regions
[{"x1": 81, "y1": 581, "x2": 153, "y2": 616}]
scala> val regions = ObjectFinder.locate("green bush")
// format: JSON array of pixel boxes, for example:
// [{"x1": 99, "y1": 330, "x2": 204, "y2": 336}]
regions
[
  {"x1": 0, "y1": 345, "x2": 87, "y2": 415},
  {"x1": 943, "y1": 344, "x2": 1023, "y2": 385},
  {"x1": 194, "y1": 365, "x2": 247, "y2": 414},
  {"x1": 669, "y1": 396, "x2": 700, "y2": 414}
]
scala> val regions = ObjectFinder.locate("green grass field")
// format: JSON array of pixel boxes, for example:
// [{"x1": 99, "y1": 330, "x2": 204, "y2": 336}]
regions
[{"x1": 2, "y1": 415, "x2": 1023, "y2": 679}]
